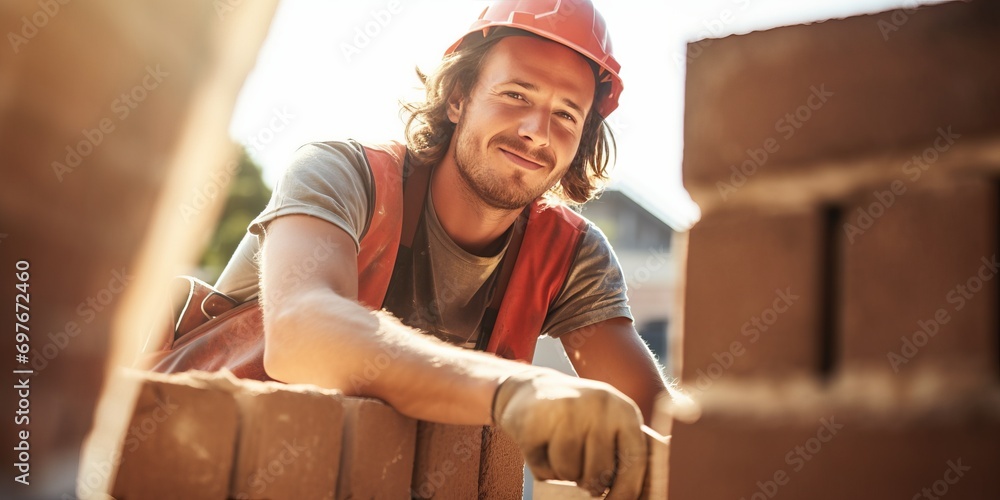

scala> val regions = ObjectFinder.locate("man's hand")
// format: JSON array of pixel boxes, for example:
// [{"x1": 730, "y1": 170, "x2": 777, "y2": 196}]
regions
[{"x1": 492, "y1": 370, "x2": 648, "y2": 499}]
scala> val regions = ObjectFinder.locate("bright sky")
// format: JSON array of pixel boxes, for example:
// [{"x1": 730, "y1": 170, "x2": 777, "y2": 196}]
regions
[{"x1": 229, "y1": 0, "x2": 943, "y2": 230}]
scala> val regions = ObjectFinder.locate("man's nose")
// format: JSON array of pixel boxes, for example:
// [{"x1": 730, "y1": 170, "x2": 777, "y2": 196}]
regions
[{"x1": 518, "y1": 108, "x2": 551, "y2": 148}]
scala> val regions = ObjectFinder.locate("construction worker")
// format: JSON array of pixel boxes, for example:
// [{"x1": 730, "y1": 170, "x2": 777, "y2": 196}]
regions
[{"x1": 215, "y1": 1, "x2": 668, "y2": 497}]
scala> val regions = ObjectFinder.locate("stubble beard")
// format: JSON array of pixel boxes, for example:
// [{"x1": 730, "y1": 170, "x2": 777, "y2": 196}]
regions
[{"x1": 452, "y1": 123, "x2": 557, "y2": 211}]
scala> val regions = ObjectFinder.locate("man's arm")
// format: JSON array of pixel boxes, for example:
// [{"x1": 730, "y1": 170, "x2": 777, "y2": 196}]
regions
[
  {"x1": 261, "y1": 214, "x2": 649, "y2": 497},
  {"x1": 260, "y1": 214, "x2": 513, "y2": 424},
  {"x1": 561, "y1": 317, "x2": 668, "y2": 425}
]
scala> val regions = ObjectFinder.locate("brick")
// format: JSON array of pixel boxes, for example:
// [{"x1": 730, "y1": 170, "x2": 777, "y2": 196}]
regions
[
  {"x1": 78, "y1": 370, "x2": 239, "y2": 499},
  {"x1": 336, "y1": 397, "x2": 417, "y2": 499},
  {"x1": 681, "y1": 208, "x2": 823, "y2": 389},
  {"x1": 668, "y1": 404, "x2": 1000, "y2": 500},
  {"x1": 478, "y1": 426, "x2": 524, "y2": 499},
  {"x1": 0, "y1": 0, "x2": 277, "y2": 495},
  {"x1": 681, "y1": 1, "x2": 1000, "y2": 210},
  {"x1": 646, "y1": 393, "x2": 674, "y2": 500},
  {"x1": 411, "y1": 422, "x2": 482, "y2": 499},
  {"x1": 224, "y1": 378, "x2": 343, "y2": 500},
  {"x1": 840, "y1": 177, "x2": 998, "y2": 375}
]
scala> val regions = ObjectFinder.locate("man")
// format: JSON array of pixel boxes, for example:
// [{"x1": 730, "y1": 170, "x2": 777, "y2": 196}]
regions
[{"x1": 216, "y1": 1, "x2": 667, "y2": 497}]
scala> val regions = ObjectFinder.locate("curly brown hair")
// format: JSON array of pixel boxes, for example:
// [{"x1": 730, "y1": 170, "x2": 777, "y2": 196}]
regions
[{"x1": 402, "y1": 28, "x2": 616, "y2": 205}]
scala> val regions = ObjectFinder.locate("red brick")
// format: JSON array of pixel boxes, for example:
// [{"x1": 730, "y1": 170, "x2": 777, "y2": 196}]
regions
[
  {"x1": 478, "y1": 426, "x2": 523, "y2": 499},
  {"x1": 336, "y1": 397, "x2": 417, "y2": 499},
  {"x1": 682, "y1": 1, "x2": 1000, "y2": 209},
  {"x1": 0, "y1": 0, "x2": 277, "y2": 495},
  {"x1": 226, "y1": 379, "x2": 343, "y2": 500},
  {"x1": 411, "y1": 422, "x2": 482, "y2": 498},
  {"x1": 681, "y1": 208, "x2": 823, "y2": 388},
  {"x1": 78, "y1": 370, "x2": 239, "y2": 499},
  {"x1": 840, "y1": 177, "x2": 998, "y2": 375},
  {"x1": 668, "y1": 404, "x2": 1000, "y2": 499},
  {"x1": 646, "y1": 393, "x2": 675, "y2": 500}
]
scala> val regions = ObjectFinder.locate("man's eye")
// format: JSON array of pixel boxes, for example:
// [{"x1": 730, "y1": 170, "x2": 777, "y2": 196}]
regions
[
  {"x1": 504, "y1": 92, "x2": 525, "y2": 101},
  {"x1": 557, "y1": 112, "x2": 577, "y2": 123}
]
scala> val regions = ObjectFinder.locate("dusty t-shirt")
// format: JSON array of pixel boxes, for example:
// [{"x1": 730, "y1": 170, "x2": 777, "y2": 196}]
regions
[{"x1": 214, "y1": 141, "x2": 632, "y2": 347}]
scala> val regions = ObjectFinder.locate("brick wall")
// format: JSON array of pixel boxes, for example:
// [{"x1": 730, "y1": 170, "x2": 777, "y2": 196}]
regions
[
  {"x1": 661, "y1": 1, "x2": 1000, "y2": 499},
  {"x1": 78, "y1": 370, "x2": 524, "y2": 499}
]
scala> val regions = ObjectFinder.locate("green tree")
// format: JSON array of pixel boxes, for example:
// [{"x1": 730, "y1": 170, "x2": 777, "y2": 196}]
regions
[{"x1": 198, "y1": 147, "x2": 272, "y2": 282}]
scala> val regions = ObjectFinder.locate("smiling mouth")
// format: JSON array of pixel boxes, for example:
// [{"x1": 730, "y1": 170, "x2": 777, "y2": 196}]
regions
[{"x1": 499, "y1": 148, "x2": 546, "y2": 171}]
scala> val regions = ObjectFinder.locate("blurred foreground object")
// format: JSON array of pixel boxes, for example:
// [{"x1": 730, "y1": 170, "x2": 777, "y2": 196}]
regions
[
  {"x1": 0, "y1": 0, "x2": 277, "y2": 496},
  {"x1": 662, "y1": 1, "x2": 1000, "y2": 499}
]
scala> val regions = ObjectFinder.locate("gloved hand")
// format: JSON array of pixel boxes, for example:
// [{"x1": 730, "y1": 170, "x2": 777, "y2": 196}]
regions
[{"x1": 492, "y1": 369, "x2": 648, "y2": 498}]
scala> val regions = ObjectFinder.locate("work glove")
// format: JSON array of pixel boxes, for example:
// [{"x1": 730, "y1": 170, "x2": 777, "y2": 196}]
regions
[{"x1": 492, "y1": 369, "x2": 648, "y2": 499}]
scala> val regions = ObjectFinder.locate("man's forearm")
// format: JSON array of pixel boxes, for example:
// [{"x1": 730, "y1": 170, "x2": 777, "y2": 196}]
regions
[
  {"x1": 263, "y1": 287, "x2": 650, "y2": 498},
  {"x1": 262, "y1": 286, "x2": 537, "y2": 425}
]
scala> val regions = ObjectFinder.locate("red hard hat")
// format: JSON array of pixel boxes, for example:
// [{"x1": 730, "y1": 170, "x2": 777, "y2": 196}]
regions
[{"x1": 445, "y1": 0, "x2": 623, "y2": 118}]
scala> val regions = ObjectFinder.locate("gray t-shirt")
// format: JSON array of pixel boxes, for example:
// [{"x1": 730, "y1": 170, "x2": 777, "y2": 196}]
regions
[{"x1": 215, "y1": 141, "x2": 632, "y2": 346}]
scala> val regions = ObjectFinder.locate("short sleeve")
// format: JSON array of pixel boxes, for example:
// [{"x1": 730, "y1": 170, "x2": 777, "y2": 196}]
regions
[
  {"x1": 541, "y1": 224, "x2": 633, "y2": 338},
  {"x1": 248, "y1": 141, "x2": 373, "y2": 252}
]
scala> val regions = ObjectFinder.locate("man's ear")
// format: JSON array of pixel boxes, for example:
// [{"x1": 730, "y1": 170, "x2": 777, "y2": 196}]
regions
[{"x1": 446, "y1": 87, "x2": 464, "y2": 124}]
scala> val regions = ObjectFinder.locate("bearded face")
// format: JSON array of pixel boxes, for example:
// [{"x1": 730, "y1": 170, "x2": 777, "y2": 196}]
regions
[{"x1": 445, "y1": 36, "x2": 595, "y2": 211}]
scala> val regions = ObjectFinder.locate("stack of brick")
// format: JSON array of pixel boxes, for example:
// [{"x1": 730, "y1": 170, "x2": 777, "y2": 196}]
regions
[
  {"x1": 661, "y1": 1, "x2": 1000, "y2": 498},
  {"x1": 79, "y1": 371, "x2": 240, "y2": 499},
  {"x1": 78, "y1": 370, "x2": 524, "y2": 499},
  {"x1": 0, "y1": 0, "x2": 278, "y2": 496},
  {"x1": 410, "y1": 421, "x2": 524, "y2": 498}
]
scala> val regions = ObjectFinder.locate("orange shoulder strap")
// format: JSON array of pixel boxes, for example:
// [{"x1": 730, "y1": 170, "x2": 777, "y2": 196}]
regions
[
  {"x1": 355, "y1": 141, "x2": 407, "y2": 309},
  {"x1": 486, "y1": 202, "x2": 589, "y2": 361}
]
